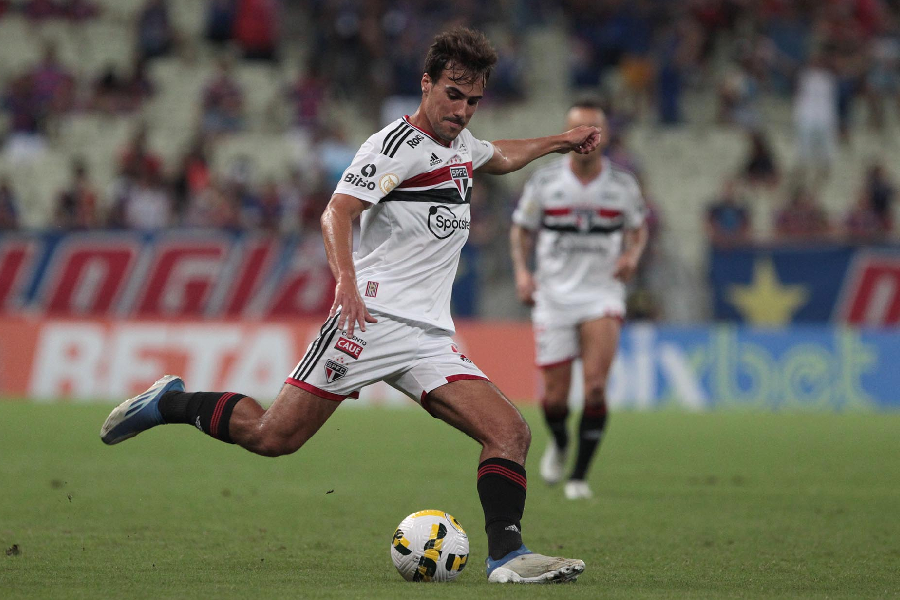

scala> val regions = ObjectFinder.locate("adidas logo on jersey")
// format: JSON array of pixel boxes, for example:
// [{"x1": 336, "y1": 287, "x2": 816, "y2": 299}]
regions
[{"x1": 429, "y1": 152, "x2": 442, "y2": 166}]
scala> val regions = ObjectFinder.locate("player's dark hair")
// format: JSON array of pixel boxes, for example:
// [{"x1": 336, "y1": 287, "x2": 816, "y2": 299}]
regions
[
  {"x1": 569, "y1": 96, "x2": 607, "y2": 112},
  {"x1": 424, "y1": 27, "x2": 498, "y2": 86}
]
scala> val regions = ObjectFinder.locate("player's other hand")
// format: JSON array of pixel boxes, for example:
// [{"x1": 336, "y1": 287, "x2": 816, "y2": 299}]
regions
[
  {"x1": 515, "y1": 269, "x2": 537, "y2": 306},
  {"x1": 613, "y1": 254, "x2": 639, "y2": 283},
  {"x1": 558, "y1": 125, "x2": 602, "y2": 155},
  {"x1": 330, "y1": 277, "x2": 377, "y2": 336}
]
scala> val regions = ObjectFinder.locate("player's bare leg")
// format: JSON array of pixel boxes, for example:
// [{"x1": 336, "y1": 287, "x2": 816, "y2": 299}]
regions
[
  {"x1": 539, "y1": 360, "x2": 573, "y2": 484},
  {"x1": 426, "y1": 379, "x2": 584, "y2": 583},
  {"x1": 566, "y1": 316, "x2": 620, "y2": 499},
  {"x1": 227, "y1": 385, "x2": 340, "y2": 456},
  {"x1": 101, "y1": 376, "x2": 339, "y2": 458},
  {"x1": 427, "y1": 378, "x2": 530, "y2": 463}
]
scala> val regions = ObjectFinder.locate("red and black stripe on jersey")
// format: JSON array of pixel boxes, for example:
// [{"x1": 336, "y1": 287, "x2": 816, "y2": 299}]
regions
[
  {"x1": 541, "y1": 207, "x2": 624, "y2": 234},
  {"x1": 381, "y1": 161, "x2": 474, "y2": 204}
]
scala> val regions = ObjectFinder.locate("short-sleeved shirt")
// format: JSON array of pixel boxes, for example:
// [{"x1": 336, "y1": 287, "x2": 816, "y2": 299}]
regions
[
  {"x1": 512, "y1": 157, "x2": 645, "y2": 322},
  {"x1": 333, "y1": 116, "x2": 495, "y2": 334}
]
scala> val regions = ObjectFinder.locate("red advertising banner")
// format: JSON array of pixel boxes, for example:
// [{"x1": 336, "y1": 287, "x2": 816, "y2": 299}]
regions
[
  {"x1": 0, "y1": 231, "x2": 335, "y2": 318},
  {"x1": 0, "y1": 317, "x2": 541, "y2": 404}
]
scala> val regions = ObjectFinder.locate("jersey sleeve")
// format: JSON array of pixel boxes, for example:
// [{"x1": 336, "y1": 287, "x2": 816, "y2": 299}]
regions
[
  {"x1": 624, "y1": 175, "x2": 647, "y2": 229},
  {"x1": 333, "y1": 137, "x2": 412, "y2": 204},
  {"x1": 511, "y1": 176, "x2": 543, "y2": 230},
  {"x1": 468, "y1": 131, "x2": 496, "y2": 170}
]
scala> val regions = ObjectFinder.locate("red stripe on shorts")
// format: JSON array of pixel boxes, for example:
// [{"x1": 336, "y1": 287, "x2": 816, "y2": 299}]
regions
[
  {"x1": 445, "y1": 374, "x2": 489, "y2": 384},
  {"x1": 284, "y1": 378, "x2": 348, "y2": 402}
]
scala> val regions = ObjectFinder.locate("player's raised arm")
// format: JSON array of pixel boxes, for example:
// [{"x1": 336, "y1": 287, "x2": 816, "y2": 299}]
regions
[
  {"x1": 320, "y1": 193, "x2": 377, "y2": 335},
  {"x1": 478, "y1": 125, "x2": 602, "y2": 175}
]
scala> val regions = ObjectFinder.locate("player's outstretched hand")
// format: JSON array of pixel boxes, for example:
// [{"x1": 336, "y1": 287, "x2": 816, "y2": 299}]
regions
[
  {"x1": 557, "y1": 125, "x2": 602, "y2": 155},
  {"x1": 515, "y1": 269, "x2": 537, "y2": 306},
  {"x1": 330, "y1": 278, "x2": 377, "y2": 336}
]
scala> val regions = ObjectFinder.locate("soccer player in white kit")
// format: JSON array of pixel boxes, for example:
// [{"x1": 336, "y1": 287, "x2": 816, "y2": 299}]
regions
[
  {"x1": 510, "y1": 100, "x2": 648, "y2": 500},
  {"x1": 101, "y1": 28, "x2": 602, "y2": 583}
]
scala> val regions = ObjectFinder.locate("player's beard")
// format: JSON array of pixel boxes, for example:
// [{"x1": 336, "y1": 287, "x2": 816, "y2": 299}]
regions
[{"x1": 440, "y1": 117, "x2": 466, "y2": 141}]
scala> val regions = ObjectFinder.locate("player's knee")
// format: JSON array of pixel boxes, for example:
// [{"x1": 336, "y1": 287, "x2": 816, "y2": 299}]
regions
[
  {"x1": 519, "y1": 419, "x2": 532, "y2": 453},
  {"x1": 507, "y1": 415, "x2": 531, "y2": 456},
  {"x1": 484, "y1": 413, "x2": 530, "y2": 459},
  {"x1": 584, "y1": 377, "x2": 608, "y2": 404},
  {"x1": 544, "y1": 387, "x2": 569, "y2": 405}
]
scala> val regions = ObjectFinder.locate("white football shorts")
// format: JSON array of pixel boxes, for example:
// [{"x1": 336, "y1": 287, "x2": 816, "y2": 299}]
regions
[
  {"x1": 285, "y1": 310, "x2": 489, "y2": 409},
  {"x1": 532, "y1": 295, "x2": 625, "y2": 368}
]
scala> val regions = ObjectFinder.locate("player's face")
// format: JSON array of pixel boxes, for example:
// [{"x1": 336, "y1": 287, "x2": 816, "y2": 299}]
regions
[
  {"x1": 566, "y1": 107, "x2": 608, "y2": 163},
  {"x1": 421, "y1": 68, "x2": 484, "y2": 143}
]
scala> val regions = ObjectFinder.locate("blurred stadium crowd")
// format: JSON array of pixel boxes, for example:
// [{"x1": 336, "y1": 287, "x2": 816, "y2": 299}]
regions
[{"x1": 0, "y1": 0, "x2": 899, "y2": 320}]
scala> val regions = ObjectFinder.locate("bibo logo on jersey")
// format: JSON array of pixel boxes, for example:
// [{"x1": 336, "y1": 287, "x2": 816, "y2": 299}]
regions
[
  {"x1": 343, "y1": 164, "x2": 377, "y2": 191},
  {"x1": 428, "y1": 206, "x2": 470, "y2": 240}
]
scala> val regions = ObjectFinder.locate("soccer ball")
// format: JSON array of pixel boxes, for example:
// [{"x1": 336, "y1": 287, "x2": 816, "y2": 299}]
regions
[{"x1": 390, "y1": 510, "x2": 470, "y2": 582}]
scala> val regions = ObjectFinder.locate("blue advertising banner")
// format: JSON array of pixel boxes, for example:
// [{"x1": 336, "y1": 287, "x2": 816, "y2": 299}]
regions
[
  {"x1": 604, "y1": 325, "x2": 900, "y2": 411},
  {"x1": 709, "y1": 244, "x2": 900, "y2": 326}
]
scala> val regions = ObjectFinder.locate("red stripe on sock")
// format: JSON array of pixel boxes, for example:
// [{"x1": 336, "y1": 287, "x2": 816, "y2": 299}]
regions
[
  {"x1": 209, "y1": 392, "x2": 234, "y2": 438},
  {"x1": 478, "y1": 467, "x2": 527, "y2": 490},
  {"x1": 478, "y1": 465, "x2": 527, "y2": 485},
  {"x1": 583, "y1": 403, "x2": 607, "y2": 419},
  {"x1": 477, "y1": 465, "x2": 527, "y2": 490}
]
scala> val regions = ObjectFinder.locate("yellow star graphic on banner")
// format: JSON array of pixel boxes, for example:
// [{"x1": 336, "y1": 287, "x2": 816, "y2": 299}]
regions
[{"x1": 727, "y1": 258, "x2": 809, "y2": 326}]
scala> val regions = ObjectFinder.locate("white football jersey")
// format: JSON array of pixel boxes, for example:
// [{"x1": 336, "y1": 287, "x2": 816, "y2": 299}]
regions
[
  {"x1": 512, "y1": 157, "x2": 645, "y2": 322},
  {"x1": 334, "y1": 116, "x2": 495, "y2": 333}
]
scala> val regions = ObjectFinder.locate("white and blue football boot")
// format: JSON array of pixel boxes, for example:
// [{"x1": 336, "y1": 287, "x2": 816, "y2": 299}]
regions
[
  {"x1": 486, "y1": 544, "x2": 585, "y2": 583},
  {"x1": 100, "y1": 375, "x2": 184, "y2": 445}
]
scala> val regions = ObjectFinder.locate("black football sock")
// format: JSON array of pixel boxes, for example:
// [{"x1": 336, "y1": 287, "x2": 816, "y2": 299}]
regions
[
  {"x1": 542, "y1": 401, "x2": 569, "y2": 450},
  {"x1": 477, "y1": 458, "x2": 526, "y2": 560},
  {"x1": 159, "y1": 391, "x2": 246, "y2": 443},
  {"x1": 570, "y1": 404, "x2": 608, "y2": 481}
]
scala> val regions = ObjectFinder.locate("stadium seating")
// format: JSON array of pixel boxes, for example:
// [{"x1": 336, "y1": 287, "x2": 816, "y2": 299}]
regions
[{"x1": 2, "y1": 8, "x2": 899, "y2": 316}]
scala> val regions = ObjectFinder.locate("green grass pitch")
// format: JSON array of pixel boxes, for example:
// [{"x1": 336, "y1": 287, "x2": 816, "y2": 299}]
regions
[{"x1": 1, "y1": 402, "x2": 899, "y2": 599}]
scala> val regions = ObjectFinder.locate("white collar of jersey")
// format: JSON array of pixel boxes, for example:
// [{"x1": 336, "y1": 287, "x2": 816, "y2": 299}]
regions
[{"x1": 567, "y1": 155, "x2": 610, "y2": 186}]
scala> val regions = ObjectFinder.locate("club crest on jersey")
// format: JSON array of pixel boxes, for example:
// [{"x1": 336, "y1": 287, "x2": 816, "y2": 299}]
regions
[
  {"x1": 575, "y1": 208, "x2": 594, "y2": 233},
  {"x1": 324, "y1": 359, "x2": 348, "y2": 383},
  {"x1": 450, "y1": 166, "x2": 471, "y2": 201}
]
